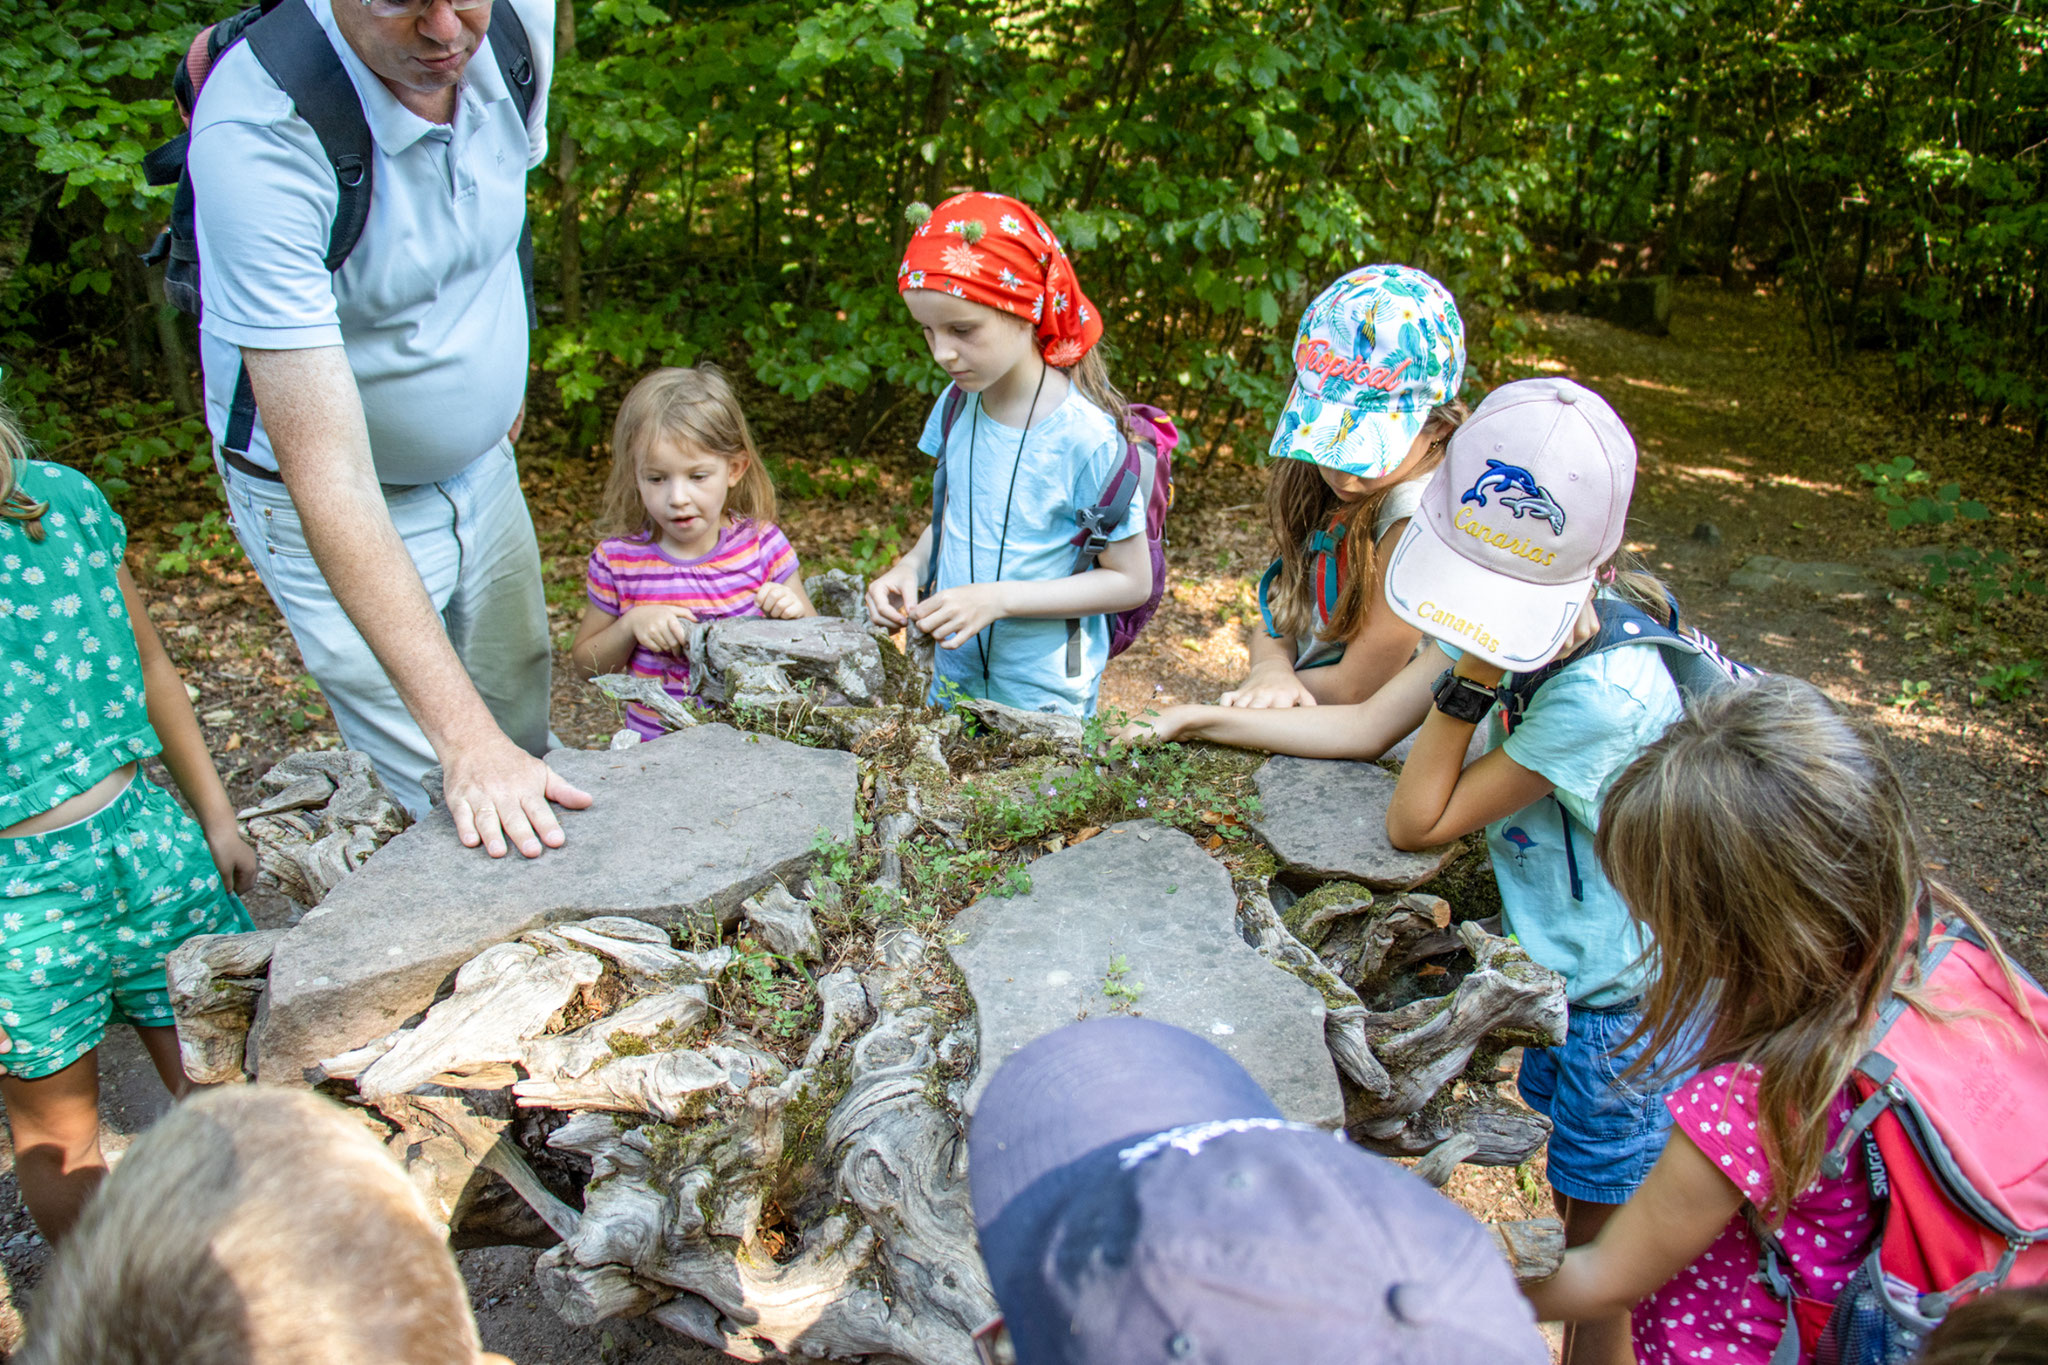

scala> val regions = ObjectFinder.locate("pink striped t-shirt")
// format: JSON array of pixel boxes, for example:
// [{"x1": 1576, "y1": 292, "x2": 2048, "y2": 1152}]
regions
[
  {"x1": 586, "y1": 518, "x2": 800, "y2": 737},
  {"x1": 1633, "y1": 1063, "x2": 1874, "y2": 1365}
]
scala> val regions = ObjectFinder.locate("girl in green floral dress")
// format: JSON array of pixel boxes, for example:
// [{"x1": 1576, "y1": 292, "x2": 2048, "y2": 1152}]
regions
[{"x1": 0, "y1": 398, "x2": 254, "y2": 1241}]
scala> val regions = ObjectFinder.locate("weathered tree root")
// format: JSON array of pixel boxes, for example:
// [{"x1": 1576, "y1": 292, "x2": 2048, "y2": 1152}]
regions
[
  {"x1": 239, "y1": 750, "x2": 409, "y2": 907},
  {"x1": 302, "y1": 906, "x2": 992, "y2": 1364},
  {"x1": 1239, "y1": 878, "x2": 1566, "y2": 1166},
  {"x1": 166, "y1": 929, "x2": 287, "y2": 1084}
]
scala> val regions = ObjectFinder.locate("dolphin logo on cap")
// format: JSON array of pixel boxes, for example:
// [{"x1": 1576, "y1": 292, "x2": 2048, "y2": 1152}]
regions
[{"x1": 1461, "y1": 460, "x2": 1567, "y2": 535}]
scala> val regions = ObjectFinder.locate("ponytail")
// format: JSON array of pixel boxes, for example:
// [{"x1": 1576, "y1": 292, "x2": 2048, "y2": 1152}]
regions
[
  {"x1": 1058, "y1": 347, "x2": 1133, "y2": 446},
  {"x1": 0, "y1": 399, "x2": 47, "y2": 543}
]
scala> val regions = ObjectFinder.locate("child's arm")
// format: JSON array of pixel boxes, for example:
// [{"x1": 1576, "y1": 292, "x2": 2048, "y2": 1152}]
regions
[
  {"x1": 1385, "y1": 596, "x2": 1605, "y2": 849},
  {"x1": 1119, "y1": 643, "x2": 1443, "y2": 759},
  {"x1": 911, "y1": 531, "x2": 1150, "y2": 650},
  {"x1": 1523, "y1": 1130, "x2": 1743, "y2": 1321},
  {"x1": 124, "y1": 565, "x2": 255, "y2": 892},
  {"x1": 866, "y1": 524, "x2": 934, "y2": 629},
  {"x1": 569, "y1": 603, "x2": 695, "y2": 679},
  {"x1": 1295, "y1": 523, "x2": 1426, "y2": 705}
]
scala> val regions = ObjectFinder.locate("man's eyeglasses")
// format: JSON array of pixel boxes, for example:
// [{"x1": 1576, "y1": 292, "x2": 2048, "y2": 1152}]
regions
[{"x1": 361, "y1": 0, "x2": 488, "y2": 18}]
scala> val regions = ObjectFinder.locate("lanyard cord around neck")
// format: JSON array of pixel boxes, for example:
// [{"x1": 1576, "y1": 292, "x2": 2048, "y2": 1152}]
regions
[{"x1": 965, "y1": 362, "x2": 1050, "y2": 687}]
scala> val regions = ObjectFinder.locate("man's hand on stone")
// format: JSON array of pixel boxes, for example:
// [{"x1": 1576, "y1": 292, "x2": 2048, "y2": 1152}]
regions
[{"x1": 446, "y1": 735, "x2": 593, "y2": 859}]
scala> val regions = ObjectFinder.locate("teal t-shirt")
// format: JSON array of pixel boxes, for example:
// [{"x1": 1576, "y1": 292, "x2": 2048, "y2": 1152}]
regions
[
  {"x1": 1443, "y1": 631, "x2": 1684, "y2": 1007},
  {"x1": 0, "y1": 462, "x2": 158, "y2": 826},
  {"x1": 918, "y1": 388, "x2": 1141, "y2": 717}
]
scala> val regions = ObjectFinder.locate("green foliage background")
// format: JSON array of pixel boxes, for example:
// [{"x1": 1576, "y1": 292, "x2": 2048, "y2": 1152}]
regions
[{"x1": 2, "y1": 0, "x2": 2043, "y2": 486}]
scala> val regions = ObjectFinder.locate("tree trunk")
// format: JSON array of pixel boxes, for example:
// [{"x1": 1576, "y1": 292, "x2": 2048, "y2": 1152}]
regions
[
  {"x1": 554, "y1": 0, "x2": 582, "y2": 326},
  {"x1": 143, "y1": 262, "x2": 200, "y2": 417}
]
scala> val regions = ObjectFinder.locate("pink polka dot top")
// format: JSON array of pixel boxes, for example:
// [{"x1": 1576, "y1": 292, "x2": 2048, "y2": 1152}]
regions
[{"x1": 1633, "y1": 1063, "x2": 1874, "y2": 1365}]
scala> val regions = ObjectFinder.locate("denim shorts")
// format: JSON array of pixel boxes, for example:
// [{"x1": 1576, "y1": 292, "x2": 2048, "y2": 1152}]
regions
[
  {"x1": 0, "y1": 775, "x2": 252, "y2": 1080},
  {"x1": 1517, "y1": 998, "x2": 1691, "y2": 1204}
]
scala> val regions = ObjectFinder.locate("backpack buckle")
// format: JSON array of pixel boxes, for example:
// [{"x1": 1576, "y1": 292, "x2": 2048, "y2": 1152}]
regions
[{"x1": 335, "y1": 153, "x2": 365, "y2": 189}]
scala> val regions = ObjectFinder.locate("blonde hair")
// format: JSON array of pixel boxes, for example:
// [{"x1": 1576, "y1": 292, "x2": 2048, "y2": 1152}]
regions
[
  {"x1": 0, "y1": 396, "x2": 49, "y2": 543},
  {"x1": 1596, "y1": 676, "x2": 2018, "y2": 1224},
  {"x1": 1061, "y1": 346, "x2": 1134, "y2": 446},
  {"x1": 600, "y1": 364, "x2": 778, "y2": 539},
  {"x1": 19, "y1": 1088, "x2": 485, "y2": 1365},
  {"x1": 1262, "y1": 401, "x2": 1466, "y2": 642}
]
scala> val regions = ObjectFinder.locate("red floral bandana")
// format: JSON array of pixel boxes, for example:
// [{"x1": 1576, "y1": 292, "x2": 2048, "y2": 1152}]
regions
[{"x1": 897, "y1": 192, "x2": 1103, "y2": 366}]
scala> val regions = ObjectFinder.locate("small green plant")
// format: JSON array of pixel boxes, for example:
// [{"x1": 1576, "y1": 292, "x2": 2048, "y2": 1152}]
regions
[
  {"x1": 1855, "y1": 458, "x2": 2042, "y2": 611},
  {"x1": 1890, "y1": 679, "x2": 1936, "y2": 713},
  {"x1": 723, "y1": 944, "x2": 818, "y2": 1039},
  {"x1": 1856, "y1": 456, "x2": 1989, "y2": 529},
  {"x1": 156, "y1": 509, "x2": 245, "y2": 576},
  {"x1": 1976, "y1": 660, "x2": 2041, "y2": 703},
  {"x1": 1102, "y1": 953, "x2": 1145, "y2": 1011},
  {"x1": 263, "y1": 673, "x2": 330, "y2": 733}
]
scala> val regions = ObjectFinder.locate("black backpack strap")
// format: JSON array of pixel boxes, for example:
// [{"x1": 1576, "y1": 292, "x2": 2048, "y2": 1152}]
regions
[
  {"x1": 920, "y1": 386, "x2": 969, "y2": 601},
  {"x1": 243, "y1": 0, "x2": 372, "y2": 273},
  {"x1": 223, "y1": 0, "x2": 374, "y2": 459},
  {"x1": 486, "y1": 4, "x2": 539, "y2": 329}
]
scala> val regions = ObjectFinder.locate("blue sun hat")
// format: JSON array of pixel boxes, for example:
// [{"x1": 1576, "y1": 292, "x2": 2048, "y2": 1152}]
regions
[{"x1": 1268, "y1": 265, "x2": 1467, "y2": 479}]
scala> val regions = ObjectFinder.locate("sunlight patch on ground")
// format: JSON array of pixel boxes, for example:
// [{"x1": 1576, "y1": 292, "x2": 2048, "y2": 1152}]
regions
[{"x1": 1616, "y1": 376, "x2": 1696, "y2": 396}]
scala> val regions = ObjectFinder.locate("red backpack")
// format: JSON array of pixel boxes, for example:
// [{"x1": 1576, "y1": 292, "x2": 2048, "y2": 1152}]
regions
[
  {"x1": 1757, "y1": 912, "x2": 2048, "y2": 1365},
  {"x1": 919, "y1": 385, "x2": 1177, "y2": 678}
]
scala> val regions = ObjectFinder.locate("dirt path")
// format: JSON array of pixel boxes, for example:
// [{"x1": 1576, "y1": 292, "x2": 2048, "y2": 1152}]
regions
[{"x1": 0, "y1": 285, "x2": 2039, "y2": 1361}]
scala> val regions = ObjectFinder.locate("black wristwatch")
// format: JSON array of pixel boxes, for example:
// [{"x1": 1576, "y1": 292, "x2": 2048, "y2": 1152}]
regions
[{"x1": 1431, "y1": 667, "x2": 1497, "y2": 724}]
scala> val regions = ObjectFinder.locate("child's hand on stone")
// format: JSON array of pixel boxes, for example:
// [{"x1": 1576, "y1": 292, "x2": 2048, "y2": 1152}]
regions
[
  {"x1": 625, "y1": 604, "x2": 697, "y2": 654},
  {"x1": 910, "y1": 583, "x2": 1007, "y2": 649},
  {"x1": 1110, "y1": 706, "x2": 1184, "y2": 745},
  {"x1": 755, "y1": 582, "x2": 806, "y2": 620}
]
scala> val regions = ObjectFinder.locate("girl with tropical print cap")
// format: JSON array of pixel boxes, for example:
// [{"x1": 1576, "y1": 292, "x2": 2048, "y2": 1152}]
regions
[
  {"x1": 1222, "y1": 265, "x2": 1469, "y2": 711},
  {"x1": 865, "y1": 192, "x2": 1152, "y2": 717}
]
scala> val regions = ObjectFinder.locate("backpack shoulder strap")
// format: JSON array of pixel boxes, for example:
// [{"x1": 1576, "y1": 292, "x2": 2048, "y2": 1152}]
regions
[
  {"x1": 920, "y1": 386, "x2": 969, "y2": 600},
  {"x1": 242, "y1": 0, "x2": 372, "y2": 272},
  {"x1": 487, "y1": 3, "x2": 537, "y2": 120},
  {"x1": 487, "y1": 4, "x2": 539, "y2": 327}
]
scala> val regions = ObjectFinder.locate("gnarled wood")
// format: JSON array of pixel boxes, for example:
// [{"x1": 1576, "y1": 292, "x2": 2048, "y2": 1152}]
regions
[{"x1": 167, "y1": 929, "x2": 286, "y2": 1084}]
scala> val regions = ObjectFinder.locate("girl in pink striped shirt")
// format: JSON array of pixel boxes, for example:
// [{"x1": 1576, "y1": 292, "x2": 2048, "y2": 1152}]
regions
[{"x1": 572, "y1": 366, "x2": 815, "y2": 738}]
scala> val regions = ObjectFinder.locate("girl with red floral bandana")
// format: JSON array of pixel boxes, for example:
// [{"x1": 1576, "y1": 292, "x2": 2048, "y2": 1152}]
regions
[{"x1": 865, "y1": 192, "x2": 1151, "y2": 717}]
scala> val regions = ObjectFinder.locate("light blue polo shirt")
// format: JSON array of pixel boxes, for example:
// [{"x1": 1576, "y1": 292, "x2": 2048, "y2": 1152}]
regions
[
  {"x1": 1439, "y1": 628, "x2": 1683, "y2": 1007},
  {"x1": 188, "y1": 0, "x2": 554, "y2": 485},
  {"x1": 917, "y1": 388, "x2": 1142, "y2": 717}
]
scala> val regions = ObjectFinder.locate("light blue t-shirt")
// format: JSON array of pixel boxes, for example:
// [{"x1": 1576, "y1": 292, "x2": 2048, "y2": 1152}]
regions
[
  {"x1": 188, "y1": 0, "x2": 555, "y2": 484},
  {"x1": 1444, "y1": 632, "x2": 1684, "y2": 1007},
  {"x1": 917, "y1": 388, "x2": 1142, "y2": 717}
]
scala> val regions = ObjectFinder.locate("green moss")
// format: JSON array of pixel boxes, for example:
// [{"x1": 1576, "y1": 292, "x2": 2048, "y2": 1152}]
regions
[
  {"x1": 1279, "y1": 881, "x2": 1376, "y2": 949},
  {"x1": 1418, "y1": 844, "x2": 1504, "y2": 921},
  {"x1": 607, "y1": 1031, "x2": 653, "y2": 1057}
]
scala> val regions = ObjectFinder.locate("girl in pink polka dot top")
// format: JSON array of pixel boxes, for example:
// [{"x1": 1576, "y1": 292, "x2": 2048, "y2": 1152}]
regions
[{"x1": 1519, "y1": 677, "x2": 2028, "y2": 1365}]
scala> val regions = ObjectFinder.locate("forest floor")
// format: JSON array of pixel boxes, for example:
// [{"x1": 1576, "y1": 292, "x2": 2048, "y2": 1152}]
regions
[{"x1": 0, "y1": 282, "x2": 2041, "y2": 1362}]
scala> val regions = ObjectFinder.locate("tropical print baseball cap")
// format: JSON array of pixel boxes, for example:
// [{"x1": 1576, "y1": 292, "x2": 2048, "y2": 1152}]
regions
[
  {"x1": 1383, "y1": 377, "x2": 1638, "y2": 671},
  {"x1": 1267, "y1": 264, "x2": 1467, "y2": 479}
]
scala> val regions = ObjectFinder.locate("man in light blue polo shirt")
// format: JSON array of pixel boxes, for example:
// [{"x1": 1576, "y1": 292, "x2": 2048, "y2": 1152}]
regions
[{"x1": 189, "y1": 0, "x2": 589, "y2": 857}]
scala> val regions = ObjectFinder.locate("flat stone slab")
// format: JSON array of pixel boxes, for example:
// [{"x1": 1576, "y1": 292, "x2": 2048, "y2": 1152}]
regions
[
  {"x1": 1253, "y1": 757, "x2": 1462, "y2": 889},
  {"x1": 1729, "y1": 555, "x2": 1884, "y2": 600},
  {"x1": 257, "y1": 725, "x2": 857, "y2": 1084},
  {"x1": 949, "y1": 821, "x2": 1341, "y2": 1127}
]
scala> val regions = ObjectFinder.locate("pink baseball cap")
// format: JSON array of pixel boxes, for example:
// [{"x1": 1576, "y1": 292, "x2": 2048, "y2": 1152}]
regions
[{"x1": 1383, "y1": 377, "x2": 1637, "y2": 671}]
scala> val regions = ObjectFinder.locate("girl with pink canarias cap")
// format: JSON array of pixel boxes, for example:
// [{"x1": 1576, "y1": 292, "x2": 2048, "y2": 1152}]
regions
[{"x1": 1127, "y1": 376, "x2": 1713, "y2": 1365}]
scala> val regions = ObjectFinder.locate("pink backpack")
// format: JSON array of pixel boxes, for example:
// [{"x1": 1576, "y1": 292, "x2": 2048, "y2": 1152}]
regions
[
  {"x1": 921, "y1": 386, "x2": 1178, "y2": 677},
  {"x1": 1757, "y1": 912, "x2": 2048, "y2": 1365}
]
